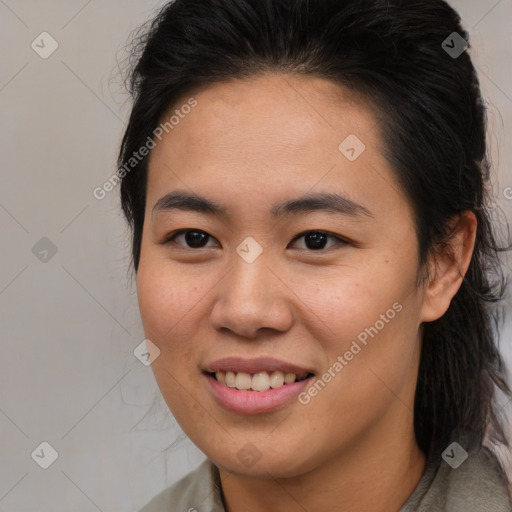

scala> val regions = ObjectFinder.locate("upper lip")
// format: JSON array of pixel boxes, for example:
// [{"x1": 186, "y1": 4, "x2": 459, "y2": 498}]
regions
[{"x1": 203, "y1": 357, "x2": 315, "y2": 375}]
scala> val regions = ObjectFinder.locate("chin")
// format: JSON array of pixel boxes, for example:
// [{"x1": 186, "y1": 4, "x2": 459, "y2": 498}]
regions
[{"x1": 209, "y1": 447, "x2": 317, "y2": 480}]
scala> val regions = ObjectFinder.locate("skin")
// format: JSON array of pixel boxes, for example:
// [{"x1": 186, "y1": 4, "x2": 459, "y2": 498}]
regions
[{"x1": 136, "y1": 73, "x2": 477, "y2": 512}]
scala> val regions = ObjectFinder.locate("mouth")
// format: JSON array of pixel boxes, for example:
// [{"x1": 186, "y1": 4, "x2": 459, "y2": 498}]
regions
[
  {"x1": 203, "y1": 367, "x2": 316, "y2": 414},
  {"x1": 205, "y1": 370, "x2": 315, "y2": 392},
  {"x1": 202, "y1": 357, "x2": 316, "y2": 413}
]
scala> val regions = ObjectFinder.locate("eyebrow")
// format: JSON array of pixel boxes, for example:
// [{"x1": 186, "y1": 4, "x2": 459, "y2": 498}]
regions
[{"x1": 152, "y1": 190, "x2": 373, "y2": 219}]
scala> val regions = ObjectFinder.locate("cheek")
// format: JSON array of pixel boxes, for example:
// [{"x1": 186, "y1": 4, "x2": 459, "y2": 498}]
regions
[
  {"x1": 136, "y1": 260, "x2": 210, "y2": 410},
  {"x1": 304, "y1": 260, "x2": 421, "y2": 382},
  {"x1": 136, "y1": 259, "x2": 209, "y2": 343},
  {"x1": 325, "y1": 295, "x2": 419, "y2": 402},
  {"x1": 301, "y1": 262, "x2": 407, "y2": 333}
]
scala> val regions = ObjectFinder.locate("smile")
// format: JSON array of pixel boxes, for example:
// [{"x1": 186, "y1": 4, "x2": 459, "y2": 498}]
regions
[
  {"x1": 209, "y1": 370, "x2": 313, "y2": 392},
  {"x1": 203, "y1": 372, "x2": 315, "y2": 414}
]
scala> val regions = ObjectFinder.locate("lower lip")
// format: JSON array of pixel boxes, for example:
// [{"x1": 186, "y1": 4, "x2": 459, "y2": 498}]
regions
[{"x1": 204, "y1": 373, "x2": 313, "y2": 414}]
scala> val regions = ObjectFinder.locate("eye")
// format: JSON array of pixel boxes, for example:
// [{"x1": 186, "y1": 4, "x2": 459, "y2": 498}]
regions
[
  {"x1": 160, "y1": 229, "x2": 348, "y2": 251},
  {"x1": 161, "y1": 229, "x2": 219, "y2": 249},
  {"x1": 288, "y1": 230, "x2": 348, "y2": 251}
]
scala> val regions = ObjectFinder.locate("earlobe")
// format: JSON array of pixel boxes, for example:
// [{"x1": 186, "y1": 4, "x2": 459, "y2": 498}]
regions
[{"x1": 420, "y1": 211, "x2": 477, "y2": 323}]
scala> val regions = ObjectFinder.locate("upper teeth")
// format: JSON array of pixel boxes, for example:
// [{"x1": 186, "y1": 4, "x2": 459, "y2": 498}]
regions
[{"x1": 215, "y1": 370, "x2": 309, "y2": 391}]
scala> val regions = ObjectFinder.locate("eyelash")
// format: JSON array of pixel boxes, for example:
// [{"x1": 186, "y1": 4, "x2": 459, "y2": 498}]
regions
[{"x1": 159, "y1": 229, "x2": 349, "y2": 252}]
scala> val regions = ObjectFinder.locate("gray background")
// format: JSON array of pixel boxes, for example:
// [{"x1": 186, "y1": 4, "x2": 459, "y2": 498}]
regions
[{"x1": 0, "y1": 0, "x2": 511, "y2": 510}]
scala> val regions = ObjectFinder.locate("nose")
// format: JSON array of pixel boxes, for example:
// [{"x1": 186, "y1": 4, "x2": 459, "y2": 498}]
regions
[{"x1": 209, "y1": 250, "x2": 294, "y2": 339}]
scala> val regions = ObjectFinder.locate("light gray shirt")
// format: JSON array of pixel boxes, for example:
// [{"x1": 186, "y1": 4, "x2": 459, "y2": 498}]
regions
[{"x1": 138, "y1": 446, "x2": 512, "y2": 511}]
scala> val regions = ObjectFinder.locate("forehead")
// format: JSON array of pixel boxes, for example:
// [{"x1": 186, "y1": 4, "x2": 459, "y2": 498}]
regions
[
  {"x1": 152, "y1": 73, "x2": 375, "y2": 158},
  {"x1": 145, "y1": 73, "x2": 407, "y2": 221}
]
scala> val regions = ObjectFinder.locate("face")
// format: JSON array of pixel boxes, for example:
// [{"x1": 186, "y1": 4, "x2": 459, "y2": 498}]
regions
[{"x1": 137, "y1": 73, "x2": 430, "y2": 478}]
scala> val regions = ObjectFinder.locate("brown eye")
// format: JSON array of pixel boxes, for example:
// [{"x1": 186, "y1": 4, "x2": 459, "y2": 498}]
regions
[
  {"x1": 162, "y1": 229, "x2": 219, "y2": 249},
  {"x1": 289, "y1": 231, "x2": 347, "y2": 251},
  {"x1": 161, "y1": 229, "x2": 347, "y2": 252}
]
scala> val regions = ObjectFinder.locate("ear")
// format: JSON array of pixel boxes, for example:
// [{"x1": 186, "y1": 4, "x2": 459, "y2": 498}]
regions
[{"x1": 420, "y1": 211, "x2": 477, "y2": 323}]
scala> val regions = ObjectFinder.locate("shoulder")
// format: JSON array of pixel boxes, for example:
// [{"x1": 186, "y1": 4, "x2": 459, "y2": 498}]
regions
[
  {"x1": 401, "y1": 445, "x2": 512, "y2": 512},
  {"x1": 137, "y1": 458, "x2": 225, "y2": 512}
]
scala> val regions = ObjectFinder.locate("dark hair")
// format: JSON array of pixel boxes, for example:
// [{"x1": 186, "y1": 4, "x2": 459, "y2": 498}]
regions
[{"x1": 118, "y1": 0, "x2": 511, "y2": 479}]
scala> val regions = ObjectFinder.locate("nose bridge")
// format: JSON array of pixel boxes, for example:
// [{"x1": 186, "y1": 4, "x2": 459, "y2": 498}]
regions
[
  {"x1": 227, "y1": 246, "x2": 273, "y2": 308},
  {"x1": 210, "y1": 243, "x2": 293, "y2": 336}
]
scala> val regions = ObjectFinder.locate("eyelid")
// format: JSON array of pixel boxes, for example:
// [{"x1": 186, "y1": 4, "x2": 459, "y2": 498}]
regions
[
  {"x1": 159, "y1": 228, "x2": 219, "y2": 247},
  {"x1": 289, "y1": 230, "x2": 349, "y2": 246},
  {"x1": 288, "y1": 230, "x2": 350, "y2": 251},
  {"x1": 160, "y1": 228, "x2": 350, "y2": 250}
]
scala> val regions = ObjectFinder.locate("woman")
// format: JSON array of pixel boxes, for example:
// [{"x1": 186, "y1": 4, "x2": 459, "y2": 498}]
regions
[{"x1": 118, "y1": 0, "x2": 512, "y2": 510}]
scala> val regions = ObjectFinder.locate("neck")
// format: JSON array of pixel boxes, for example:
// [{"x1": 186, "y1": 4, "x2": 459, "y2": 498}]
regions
[{"x1": 218, "y1": 410, "x2": 427, "y2": 512}]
